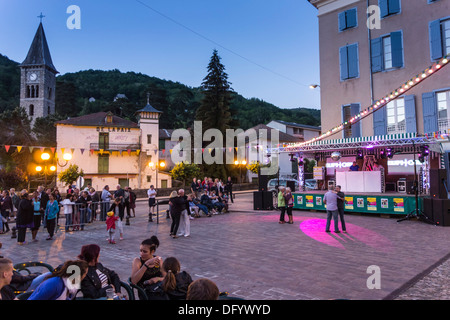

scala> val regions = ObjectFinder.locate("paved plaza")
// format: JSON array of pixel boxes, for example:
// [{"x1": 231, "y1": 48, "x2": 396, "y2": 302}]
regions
[{"x1": 1, "y1": 191, "x2": 450, "y2": 300}]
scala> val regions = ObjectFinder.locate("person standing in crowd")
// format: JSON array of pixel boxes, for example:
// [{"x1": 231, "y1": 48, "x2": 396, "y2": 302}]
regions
[
  {"x1": 323, "y1": 186, "x2": 341, "y2": 233},
  {"x1": 39, "y1": 187, "x2": 50, "y2": 228},
  {"x1": 44, "y1": 193, "x2": 59, "y2": 240},
  {"x1": 176, "y1": 189, "x2": 190, "y2": 238},
  {"x1": 190, "y1": 178, "x2": 199, "y2": 198},
  {"x1": 16, "y1": 191, "x2": 34, "y2": 245},
  {"x1": 147, "y1": 185, "x2": 157, "y2": 222},
  {"x1": 226, "y1": 176, "x2": 234, "y2": 203},
  {"x1": 169, "y1": 191, "x2": 186, "y2": 239},
  {"x1": 335, "y1": 185, "x2": 347, "y2": 233},
  {"x1": 78, "y1": 244, "x2": 124, "y2": 299},
  {"x1": 284, "y1": 187, "x2": 294, "y2": 224},
  {"x1": 0, "y1": 191, "x2": 12, "y2": 233},
  {"x1": 106, "y1": 211, "x2": 119, "y2": 244},
  {"x1": 60, "y1": 194, "x2": 75, "y2": 232},
  {"x1": 278, "y1": 186, "x2": 287, "y2": 224},
  {"x1": 89, "y1": 188, "x2": 100, "y2": 221},
  {"x1": 0, "y1": 258, "x2": 15, "y2": 300},
  {"x1": 10, "y1": 188, "x2": 19, "y2": 221},
  {"x1": 128, "y1": 187, "x2": 137, "y2": 218},
  {"x1": 31, "y1": 191, "x2": 41, "y2": 241},
  {"x1": 108, "y1": 198, "x2": 124, "y2": 241},
  {"x1": 101, "y1": 185, "x2": 112, "y2": 221},
  {"x1": 76, "y1": 191, "x2": 92, "y2": 229},
  {"x1": 28, "y1": 260, "x2": 88, "y2": 300}
]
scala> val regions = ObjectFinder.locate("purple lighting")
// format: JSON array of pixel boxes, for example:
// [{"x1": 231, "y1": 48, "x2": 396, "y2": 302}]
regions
[
  {"x1": 299, "y1": 218, "x2": 392, "y2": 252},
  {"x1": 366, "y1": 145, "x2": 374, "y2": 149}
]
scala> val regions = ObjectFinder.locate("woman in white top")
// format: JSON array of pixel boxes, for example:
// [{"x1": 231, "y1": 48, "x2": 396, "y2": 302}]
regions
[{"x1": 147, "y1": 185, "x2": 157, "y2": 222}]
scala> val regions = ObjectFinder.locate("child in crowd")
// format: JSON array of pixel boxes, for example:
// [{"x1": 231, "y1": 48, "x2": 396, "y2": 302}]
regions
[{"x1": 106, "y1": 211, "x2": 119, "y2": 244}]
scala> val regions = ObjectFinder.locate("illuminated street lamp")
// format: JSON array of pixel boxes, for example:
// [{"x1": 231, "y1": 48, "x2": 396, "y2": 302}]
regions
[
  {"x1": 234, "y1": 160, "x2": 247, "y2": 184},
  {"x1": 148, "y1": 160, "x2": 166, "y2": 189}
]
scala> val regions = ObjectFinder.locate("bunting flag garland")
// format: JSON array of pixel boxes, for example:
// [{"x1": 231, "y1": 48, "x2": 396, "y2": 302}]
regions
[
  {"x1": 50, "y1": 147, "x2": 55, "y2": 154},
  {"x1": 16, "y1": 146, "x2": 22, "y2": 153},
  {"x1": 5, "y1": 145, "x2": 10, "y2": 153}
]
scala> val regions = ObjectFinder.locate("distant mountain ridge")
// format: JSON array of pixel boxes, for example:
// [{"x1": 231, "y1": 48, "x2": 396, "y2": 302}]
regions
[{"x1": 0, "y1": 53, "x2": 320, "y2": 131}]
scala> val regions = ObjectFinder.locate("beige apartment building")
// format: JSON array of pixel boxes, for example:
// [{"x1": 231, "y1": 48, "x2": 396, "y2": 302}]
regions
[{"x1": 308, "y1": 0, "x2": 449, "y2": 139}]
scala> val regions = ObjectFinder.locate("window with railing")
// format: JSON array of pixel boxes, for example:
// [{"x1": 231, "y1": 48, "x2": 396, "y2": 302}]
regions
[
  {"x1": 438, "y1": 90, "x2": 450, "y2": 132},
  {"x1": 386, "y1": 98, "x2": 405, "y2": 134}
]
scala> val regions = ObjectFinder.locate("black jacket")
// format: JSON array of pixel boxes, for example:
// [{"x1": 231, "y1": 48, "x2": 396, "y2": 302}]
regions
[
  {"x1": 80, "y1": 263, "x2": 121, "y2": 299},
  {"x1": 16, "y1": 198, "x2": 33, "y2": 226}
]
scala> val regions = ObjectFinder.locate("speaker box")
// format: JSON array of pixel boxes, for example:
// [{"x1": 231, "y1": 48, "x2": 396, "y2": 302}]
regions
[
  {"x1": 286, "y1": 180, "x2": 296, "y2": 192},
  {"x1": 253, "y1": 191, "x2": 273, "y2": 210},
  {"x1": 431, "y1": 199, "x2": 450, "y2": 226},
  {"x1": 406, "y1": 180, "x2": 415, "y2": 195},
  {"x1": 422, "y1": 197, "x2": 434, "y2": 221},
  {"x1": 258, "y1": 175, "x2": 270, "y2": 192},
  {"x1": 430, "y1": 169, "x2": 448, "y2": 199}
]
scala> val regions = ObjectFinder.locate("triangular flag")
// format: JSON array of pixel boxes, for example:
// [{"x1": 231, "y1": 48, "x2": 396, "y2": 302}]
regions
[
  {"x1": 229, "y1": 147, "x2": 232, "y2": 152},
  {"x1": 17, "y1": 146, "x2": 22, "y2": 153},
  {"x1": 61, "y1": 148, "x2": 65, "y2": 154},
  {"x1": 99, "y1": 149, "x2": 104, "y2": 154},
  {"x1": 80, "y1": 149, "x2": 85, "y2": 155},
  {"x1": 136, "y1": 149, "x2": 141, "y2": 155},
  {"x1": 202, "y1": 148, "x2": 205, "y2": 153},
  {"x1": 50, "y1": 147, "x2": 55, "y2": 154},
  {"x1": 127, "y1": 149, "x2": 131, "y2": 156},
  {"x1": 5, "y1": 145, "x2": 10, "y2": 152},
  {"x1": 162, "y1": 149, "x2": 165, "y2": 155},
  {"x1": 169, "y1": 149, "x2": 173, "y2": 154},
  {"x1": 29, "y1": 147, "x2": 34, "y2": 153},
  {"x1": 208, "y1": 148, "x2": 212, "y2": 153},
  {"x1": 235, "y1": 147, "x2": 238, "y2": 152},
  {"x1": 71, "y1": 148, "x2": 75, "y2": 155},
  {"x1": 40, "y1": 147, "x2": 44, "y2": 152},
  {"x1": 90, "y1": 149, "x2": 94, "y2": 155}
]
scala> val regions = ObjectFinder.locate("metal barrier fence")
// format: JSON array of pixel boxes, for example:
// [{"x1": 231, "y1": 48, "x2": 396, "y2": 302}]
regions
[{"x1": 56, "y1": 200, "x2": 113, "y2": 232}]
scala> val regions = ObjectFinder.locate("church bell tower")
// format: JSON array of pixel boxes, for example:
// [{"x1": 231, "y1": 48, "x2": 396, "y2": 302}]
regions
[{"x1": 20, "y1": 19, "x2": 58, "y2": 126}]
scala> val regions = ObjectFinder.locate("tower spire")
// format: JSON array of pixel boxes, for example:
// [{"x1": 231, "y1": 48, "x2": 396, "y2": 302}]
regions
[{"x1": 37, "y1": 12, "x2": 46, "y2": 23}]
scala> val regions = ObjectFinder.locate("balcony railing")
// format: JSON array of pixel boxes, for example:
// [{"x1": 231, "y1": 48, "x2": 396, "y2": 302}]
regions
[
  {"x1": 386, "y1": 123, "x2": 406, "y2": 135},
  {"x1": 438, "y1": 118, "x2": 450, "y2": 132},
  {"x1": 89, "y1": 143, "x2": 141, "y2": 151}
]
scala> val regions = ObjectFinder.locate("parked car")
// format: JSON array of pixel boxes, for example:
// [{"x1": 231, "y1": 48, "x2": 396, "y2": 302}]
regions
[{"x1": 267, "y1": 179, "x2": 299, "y2": 192}]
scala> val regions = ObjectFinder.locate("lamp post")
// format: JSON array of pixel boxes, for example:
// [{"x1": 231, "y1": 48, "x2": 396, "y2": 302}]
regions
[
  {"x1": 234, "y1": 160, "x2": 247, "y2": 184},
  {"x1": 148, "y1": 160, "x2": 166, "y2": 189},
  {"x1": 309, "y1": 84, "x2": 320, "y2": 89}
]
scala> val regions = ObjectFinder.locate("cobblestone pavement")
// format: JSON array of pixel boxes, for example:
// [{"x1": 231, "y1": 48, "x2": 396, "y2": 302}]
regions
[{"x1": 1, "y1": 191, "x2": 449, "y2": 300}]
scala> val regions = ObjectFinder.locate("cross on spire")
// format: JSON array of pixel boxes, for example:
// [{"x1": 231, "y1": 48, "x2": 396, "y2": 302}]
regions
[{"x1": 37, "y1": 12, "x2": 46, "y2": 23}]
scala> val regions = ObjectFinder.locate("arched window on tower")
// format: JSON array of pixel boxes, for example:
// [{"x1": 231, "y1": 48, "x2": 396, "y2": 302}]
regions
[
  {"x1": 36, "y1": 85, "x2": 39, "y2": 98},
  {"x1": 31, "y1": 86, "x2": 35, "y2": 98},
  {"x1": 29, "y1": 104, "x2": 34, "y2": 116},
  {"x1": 26, "y1": 86, "x2": 30, "y2": 98}
]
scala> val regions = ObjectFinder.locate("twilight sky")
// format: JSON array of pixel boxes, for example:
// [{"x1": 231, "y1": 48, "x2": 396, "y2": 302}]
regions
[{"x1": 0, "y1": 0, "x2": 321, "y2": 109}]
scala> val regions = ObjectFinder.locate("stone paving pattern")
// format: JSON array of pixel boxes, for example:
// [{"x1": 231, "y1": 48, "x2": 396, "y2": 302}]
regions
[{"x1": 1, "y1": 192, "x2": 450, "y2": 300}]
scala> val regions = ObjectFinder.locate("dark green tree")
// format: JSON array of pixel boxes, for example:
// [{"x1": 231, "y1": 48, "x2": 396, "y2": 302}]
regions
[{"x1": 195, "y1": 49, "x2": 233, "y2": 134}]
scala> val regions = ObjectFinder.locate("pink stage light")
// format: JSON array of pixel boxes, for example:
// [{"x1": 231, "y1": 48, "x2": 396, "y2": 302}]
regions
[{"x1": 299, "y1": 218, "x2": 392, "y2": 252}]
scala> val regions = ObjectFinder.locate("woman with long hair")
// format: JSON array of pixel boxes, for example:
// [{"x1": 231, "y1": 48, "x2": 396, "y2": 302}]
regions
[
  {"x1": 161, "y1": 257, "x2": 192, "y2": 300},
  {"x1": 28, "y1": 260, "x2": 88, "y2": 300}
]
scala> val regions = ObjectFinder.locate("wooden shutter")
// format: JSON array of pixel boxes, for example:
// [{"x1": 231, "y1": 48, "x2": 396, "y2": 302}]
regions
[
  {"x1": 404, "y1": 95, "x2": 417, "y2": 133},
  {"x1": 422, "y1": 92, "x2": 438, "y2": 134},
  {"x1": 390, "y1": 31, "x2": 403, "y2": 68},
  {"x1": 348, "y1": 44, "x2": 359, "y2": 78},
  {"x1": 373, "y1": 108, "x2": 387, "y2": 136},
  {"x1": 430, "y1": 19, "x2": 443, "y2": 60},
  {"x1": 371, "y1": 38, "x2": 383, "y2": 73},
  {"x1": 350, "y1": 104, "x2": 361, "y2": 138},
  {"x1": 340, "y1": 46, "x2": 349, "y2": 80}
]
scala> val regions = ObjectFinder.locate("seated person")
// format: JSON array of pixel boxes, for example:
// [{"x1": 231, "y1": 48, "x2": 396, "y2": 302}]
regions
[
  {"x1": 186, "y1": 278, "x2": 219, "y2": 300},
  {"x1": 131, "y1": 237, "x2": 167, "y2": 300},
  {"x1": 209, "y1": 191, "x2": 225, "y2": 213},
  {"x1": 161, "y1": 257, "x2": 193, "y2": 300},
  {"x1": 78, "y1": 244, "x2": 124, "y2": 299},
  {"x1": 200, "y1": 191, "x2": 216, "y2": 214},
  {"x1": 191, "y1": 196, "x2": 211, "y2": 217},
  {"x1": 218, "y1": 192, "x2": 229, "y2": 213}
]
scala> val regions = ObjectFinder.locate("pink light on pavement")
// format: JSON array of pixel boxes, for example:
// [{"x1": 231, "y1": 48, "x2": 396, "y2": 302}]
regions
[{"x1": 299, "y1": 218, "x2": 392, "y2": 252}]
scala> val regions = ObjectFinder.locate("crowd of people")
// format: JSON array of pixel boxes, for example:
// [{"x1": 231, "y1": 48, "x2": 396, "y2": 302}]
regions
[
  {"x1": 0, "y1": 184, "x2": 138, "y2": 245},
  {"x1": 0, "y1": 236, "x2": 222, "y2": 301}
]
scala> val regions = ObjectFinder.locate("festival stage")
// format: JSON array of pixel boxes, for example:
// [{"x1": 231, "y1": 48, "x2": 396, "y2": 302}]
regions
[{"x1": 293, "y1": 191, "x2": 423, "y2": 215}]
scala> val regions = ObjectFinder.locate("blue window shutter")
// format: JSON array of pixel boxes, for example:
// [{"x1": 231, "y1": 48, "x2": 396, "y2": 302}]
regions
[
  {"x1": 379, "y1": 0, "x2": 388, "y2": 18},
  {"x1": 371, "y1": 38, "x2": 383, "y2": 73},
  {"x1": 347, "y1": 9, "x2": 357, "y2": 29},
  {"x1": 422, "y1": 92, "x2": 438, "y2": 134},
  {"x1": 350, "y1": 104, "x2": 361, "y2": 138},
  {"x1": 338, "y1": 12, "x2": 346, "y2": 31},
  {"x1": 373, "y1": 108, "x2": 387, "y2": 136},
  {"x1": 430, "y1": 19, "x2": 443, "y2": 60},
  {"x1": 347, "y1": 44, "x2": 359, "y2": 78},
  {"x1": 404, "y1": 95, "x2": 417, "y2": 133},
  {"x1": 340, "y1": 46, "x2": 349, "y2": 80},
  {"x1": 388, "y1": 0, "x2": 400, "y2": 15},
  {"x1": 390, "y1": 31, "x2": 403, "y2": 68}
]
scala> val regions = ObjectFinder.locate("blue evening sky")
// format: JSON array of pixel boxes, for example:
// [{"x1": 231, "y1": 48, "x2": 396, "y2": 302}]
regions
[{"x1": 0, "y1": 0, "x2": 320, "y2": 110}]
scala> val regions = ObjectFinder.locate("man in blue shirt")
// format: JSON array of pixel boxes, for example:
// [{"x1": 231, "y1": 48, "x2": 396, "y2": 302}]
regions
[{"x1": 349, "y1": 161, "x2": 360, "y2": 171}]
